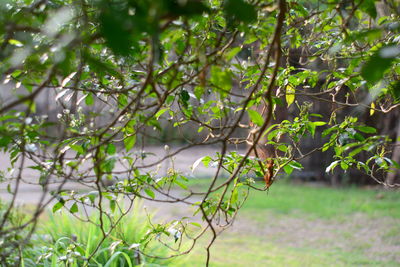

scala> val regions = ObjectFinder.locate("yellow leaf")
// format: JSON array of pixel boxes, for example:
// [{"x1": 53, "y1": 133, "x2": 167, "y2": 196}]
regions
[
  {"x1": 370, "y1": 102, "x2": 375, "y2": 116},
  {"x1": 286, "y1": 85, "x2": 295, "y2": 107},
  {"x1": 9, "y1": 39, "x2": 23, "y2": 47}
]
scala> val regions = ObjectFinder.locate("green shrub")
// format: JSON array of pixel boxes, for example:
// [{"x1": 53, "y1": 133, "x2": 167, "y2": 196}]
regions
[
  {"x1": 22, "y1": 204, "x2": 183, "y2": 267},
  {"x1": 0, "y1": 200, "x2": 33, "y2": 266}
]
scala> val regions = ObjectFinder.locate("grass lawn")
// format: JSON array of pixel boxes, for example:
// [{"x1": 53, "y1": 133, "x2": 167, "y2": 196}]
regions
[
  {"x1": 177, "y1": 180, "x2": 400, "y2": 266},
  {"x1": 243, "y1": 182, "x2": 400, "y2": 219}
]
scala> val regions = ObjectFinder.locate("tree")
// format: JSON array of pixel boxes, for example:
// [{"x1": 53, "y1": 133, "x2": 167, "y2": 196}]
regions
[{"x1": 0, "y1": 0, "x2": 399, "y2": 265}]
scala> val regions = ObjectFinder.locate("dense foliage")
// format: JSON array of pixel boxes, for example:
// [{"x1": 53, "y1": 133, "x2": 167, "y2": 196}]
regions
[{"x1": 0, "y1": 0, "x2": 399, "y2": 265}]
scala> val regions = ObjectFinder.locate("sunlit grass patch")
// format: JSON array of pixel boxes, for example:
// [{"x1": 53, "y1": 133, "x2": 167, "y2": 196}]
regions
[
  {"x1": 181, "y1": 231, "x2": 398, "y2": 267},
  {"x1": 185, "y1": 178, "x2": 400, "y2": 219}
]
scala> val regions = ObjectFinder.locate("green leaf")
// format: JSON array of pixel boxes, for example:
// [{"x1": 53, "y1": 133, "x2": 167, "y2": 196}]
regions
[
  {"x1": 283, "y1": 164, "x2": 294, "y2": 175},
  {"x1": 359, "y1": 0, "x2": 377, "y2": 19},
  {"x1": 124, "y1": 135, "x2": 136, "y2": 152},
  {"x1": 174, "y1": 180, "x2": 188, "y2": 190},
  {"x1": 107, "y1": 143, "x2": 116, "y2": 155},
  {"x1": 155, "y1": 108, "x2": 168, "y2": 119},
  {"x1": 288, "y1": 161, "x2": 303, "y2": 170},
  {"x1": 267, "y1": 129, "x2": 280, "y2": 141},
  {"x1": 354, "y1": 133, "x2": 365, "y2": 141},
  {"x1": 194, "y1": 86, "x2": 205, "y2": 100},
  {"x1": 357, "y1": 126, "x2": 377, "y2": 134},
  {"x1": 349, "y1": 146, "x2": 365, "y2": 157},
  {"x1": 384, "y1": 157, "x2": 400, "y2": 169},
  {"x1": 179, "y1": 90, "x2": 190, "y2": 107},
  {"x1": 52, "y1": 201, "x2": 64, "y2": 213},
  {"x1": 225, "y1": 47, "x2": 241, "y2": 61},
  {"x1": 224, "y1": 0, "x2": 257, "y2": 24},
  {"x1": 202, "y1": 156, "x2": 213, "y2": 167},
  {"x1": 340, "y1": 161, "x2": 349, "y2": 171},
  {"x1": 0, "y1": 136, "x2": 12, "y2": 147},
  {"x1": 361, "y1": 45, "x2": 400, "y2": 84},
  {"x1": 70, "y1": 144, "x2": 84, "y2": 154},
  {"x1": 190, "y1": 222, "x2": 202, "y2": 228},
  {"x1": 180, "y1": 89, "x2": 190, "y2": 102},
  {"x1": 87, "y1": 191, "x2": 98, "y2": 204},
  {"x1": 375, "y1": 157, "x2": 387, "y2": 168},
  {"x1": 85, "y1": 93, "x2": 94, "y2": 106},
  {"x1": 84, "y1": 52, "x2": 122, "y2": 80},
  {"x1": 277, "y1": 145, "x2": 288, "y2": 152},
  {"x1": 310, "y1": 113, "x2": 323, "y2": 118},
  {"x1": 144, "y1": 188, "x2": 155, "y2": 199},
  {"x1": 247, "y1": 109, "x2": 264, "y2": 127},
  {"x1": 102, "y1": 158, "x2": 116, "y2": 173},
  {"x1": 167, "y1": 0, "x2": 210, "y2": 17},
  {"x1": 390, "y1": 81, "x2": 400, "y2": 101},
  {"x1": 326, "y1": 160, "x2": 340, "y2": 173},
  {"x1": 118, "y1": 94, "x2": 128, "y2": 108},
  {"x1": 314, "y1": 121, "x2": 327, "y2": 126},
  {"x1": 231, "y1": 188, "x2": 238, "y2": 205},
  {"x1": 110, "y1": 200, "x2": 116, "y2": 213},
  {"x1": 307, "y1": 122, "x2": 316, "y2": 138},
  {"x1": 70, "y1": 203, "x2": 78, "y2": 214},
  {"x1": 322, "y1": 126, "x2": 337, "y2": 137},
  {"x1": 98, "y1": 4, "x2": 137, "y2": 56},
  {"x1": 210, "y1": 66, "x2": 232, "y2": 93},
  {"x1": 346, "y1": 29, "x2": 382, "y2": 43}
]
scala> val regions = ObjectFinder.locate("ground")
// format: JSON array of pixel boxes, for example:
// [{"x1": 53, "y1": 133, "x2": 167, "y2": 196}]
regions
[
  {"x1": 0, "y1": 147, "x2": 399, "y2": 266},
  {"x1": 162, "y1": 182, "x2": 400, "y2": 266}
]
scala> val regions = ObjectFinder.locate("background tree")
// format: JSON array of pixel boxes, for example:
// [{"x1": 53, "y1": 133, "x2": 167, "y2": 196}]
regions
[{"x1": 0, "y1": 0, "x2": 399, "y2": 265}]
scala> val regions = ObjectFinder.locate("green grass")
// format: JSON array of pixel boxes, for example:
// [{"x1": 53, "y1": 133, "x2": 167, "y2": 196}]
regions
[
  {"x1": 181, "y1": 233, "x2": 399, "y2": 267},
  {"x1": 179, "y1": 179, "x2": 400, "y2": 266},
  {"x1": 243, "y1": 182, "x2": 400, "y2": 220},
  {"x1": 188, "y1": 178, "x2": 400, "y2": 219}
]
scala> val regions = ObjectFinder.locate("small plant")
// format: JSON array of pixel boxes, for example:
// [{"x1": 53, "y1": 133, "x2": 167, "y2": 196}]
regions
[
  {"x1": 0, "y1": 200, "x2": 33, "y2": 266},
  {"x1": 22, "y1": 203, "x2": 183, "y2": 267}
]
